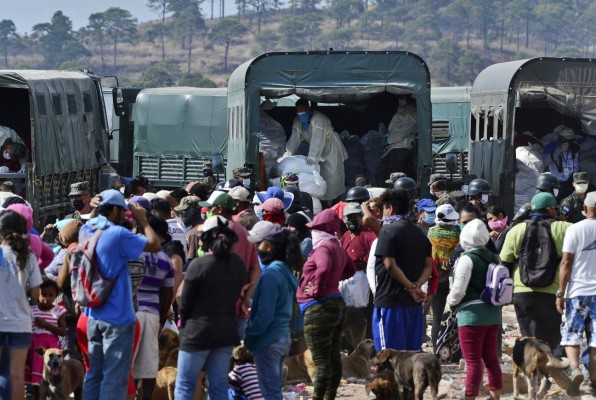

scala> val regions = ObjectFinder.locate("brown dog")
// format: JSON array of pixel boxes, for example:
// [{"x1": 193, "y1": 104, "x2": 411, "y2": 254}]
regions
[
  {"x1": 341, "y1": 339, "x2": 376, "y2": 379},
  {"x1": 158, "y1": 328, "x2": 180, "y2": 370},
  {"x1": 153, "y1": 347, "x2": 179, "y2": 400},
  {"x1": 512, "y1": 337, "x2": 570, "y2": 400},
  {"x1": 371, "y1": 349, "x2": 441, "y2": 400},
  {"x1": 35, "y1": 348, "x2": 84, "y2": 400},
  {"x1": 284, "y1": 349, "x2": 312, "y2": 383},
  {"x1": 365, "y1": 369, "x2": 399, "y2": 400},
  {"x1": 342, "y1": 307, "x2": 367, "y2": 351}
]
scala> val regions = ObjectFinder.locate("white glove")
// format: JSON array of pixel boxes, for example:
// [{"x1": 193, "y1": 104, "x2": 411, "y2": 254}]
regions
[
  {"x1": 0, "y1": 166, "x2": 10, "y2": 173},
  {"x1": 306, "y1": 158, "x2": 316, "y2": 165}
]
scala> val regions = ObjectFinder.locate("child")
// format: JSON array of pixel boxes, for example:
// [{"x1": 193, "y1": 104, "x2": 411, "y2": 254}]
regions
[
  {"x1": 25, "y1": 279, "x2": 67, "y2": 398},
  {"x1": 228, "y1": 344, "x2": 263, "y2": 400}
]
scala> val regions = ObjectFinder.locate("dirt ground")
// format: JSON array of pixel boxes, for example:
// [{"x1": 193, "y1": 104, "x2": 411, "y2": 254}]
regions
[{"x1": 283, "y1": 306, "x2": 595, "y2": 399}]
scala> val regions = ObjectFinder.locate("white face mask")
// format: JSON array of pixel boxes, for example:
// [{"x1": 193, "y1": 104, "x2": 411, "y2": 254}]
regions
[
  {"x1": 575, "y1": 184, "x2": 589, "y2": 194},
  {"x1": 2, "y1": 151, "x2": 10, "y2": 160},
  {"x1": 480, "y1": 194, "x2": 490, "y2": 204},
  {"x1": 553, "y1": 188, "x2": 560, "y2": 198},
  {"x1": 243, "y1": 179, "x2": 251, "y2": 188}
]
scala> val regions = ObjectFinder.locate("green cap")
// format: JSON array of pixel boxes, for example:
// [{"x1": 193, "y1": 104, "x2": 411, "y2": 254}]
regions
[
  {"x1": 199, "y1": 191, "x2": 235, "y2": 211},
  {"x1": 69, "y1": 181, "x2": 90, "y2": 196},
  {"x1": 531, "y1": 192, "x2": 558, "y2": 211},
  {"x1": 573, "y1": 172, "x2": 589, "y2": 184},
  {"x1": 174, "y1": 195, "x2": 201, "y2": 212}
]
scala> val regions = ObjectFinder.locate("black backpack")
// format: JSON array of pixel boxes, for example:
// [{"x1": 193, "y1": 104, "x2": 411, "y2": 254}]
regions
[{"x1": 518, "y1": 219, "x2": 559, "y2": 287}]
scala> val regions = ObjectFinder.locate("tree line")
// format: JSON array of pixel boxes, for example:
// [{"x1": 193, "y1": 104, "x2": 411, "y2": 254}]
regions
[{"x1": 1, "y1": 0, "x2": 596, "y2": 87}]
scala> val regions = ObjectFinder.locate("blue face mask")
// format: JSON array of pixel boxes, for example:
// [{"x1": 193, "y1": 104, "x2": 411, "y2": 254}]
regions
[
  {"x1": 297, "y1": 112, "x2": 311, "y2": 129},
  {"x1": 424, "y1": 213, "x2": 436, "y2": 226},
  {"x1": 254, "y1": 206, "x2": 264, "y2": 221}
]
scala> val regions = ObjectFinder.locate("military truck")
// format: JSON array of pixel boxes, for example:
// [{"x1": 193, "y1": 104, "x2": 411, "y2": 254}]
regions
[
  {"x1": 226, "y1": 51, "x2": 433, "y2": 194},
  {"x1": 0, "y1": 70, "x2": 113, "y2": 226},
  {"x1": 132, "y1": 87, "x2": 228, "y2": 188}
]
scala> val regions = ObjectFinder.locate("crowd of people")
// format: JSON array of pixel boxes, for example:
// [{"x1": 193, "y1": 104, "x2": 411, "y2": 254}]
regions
[{"x1": 1, "y1": 100, "x2": 596, "y2": 400}]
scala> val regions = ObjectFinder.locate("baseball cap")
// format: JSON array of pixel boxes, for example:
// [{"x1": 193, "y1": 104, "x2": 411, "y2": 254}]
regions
[
  {"x1": 306, "y1": 209, "x2": 340, "y2": 235},
  {"x1": 573, "y1": 172, "x2": 589, "y2": 184},
  {"x1": 428, "y1": 174, "x2": 447, "y2": 187},
  {"x1": 248, "y1": 221, "x2": 284, "y2": 243},
  {"x1": 199, "y1": 191, "x2": 235, "y2": 211},
  {"x1": 584, "y1": 192, "x2": 596, "y2": 208},
  {"x1": 262, "y1": 198, "x2": 285, "y2": 213},
  {"x1": 416, "y1": 198, "x2": 436, "y2": 212},
  {"x1": 202, "y1": 215, "x2": 228, "y2": 233},
  {"x1": 99, "y1": 189, "x2": 128, "y2": 210},
  {"x1": 436, "y1": 204, "x2": 459, "y2": 221},
  {"x1": 385, "y1": 172, "x2": 406, "y2": 184},
  {"x1": 256, "y1": 187, "x2": 294, "y2": 210},
  {"x1": 221, "y1": 179, "x2": 242, "y2": 192},
  {"x1": 174, "y1": 196, "x2": 201, "y2": 212},
  {"x1": 229, "y1": 186, "x2": 251, "y2": 202},
  {"x1": 129, "y1": 196, "x2": 152, "y2": 212},
  {"x1": 531, "y1": 192, "x2": 558, "y2": 211},
  {"x1": 69, "y1": 181, "x2": 90, "y2": 196},
  {"x1": 343, "y1": 202, "x2": 362, "y2": 216}
]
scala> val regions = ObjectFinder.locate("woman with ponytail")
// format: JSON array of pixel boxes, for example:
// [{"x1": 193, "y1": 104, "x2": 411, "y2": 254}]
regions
[
  {"x1": 244, "y1": 221, "x2": 302, "y2": 397},
  {"x1": 0, "y1": 210, "x2": 43, "y2": 400},
  {"x1": 175, "y1": 216, "x2": 248, "y2": 400}
]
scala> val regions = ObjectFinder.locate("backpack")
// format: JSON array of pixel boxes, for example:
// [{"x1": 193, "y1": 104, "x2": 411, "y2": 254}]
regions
[
  {"x1": 480, "y1": 262, "x2": 513, "y2": 306},
  {"x1": 70, "y1": 230, "x2": 115, "y2": 308},
  {"x1": 518, "y1": 219, "x2": 559, "y2": 287}
]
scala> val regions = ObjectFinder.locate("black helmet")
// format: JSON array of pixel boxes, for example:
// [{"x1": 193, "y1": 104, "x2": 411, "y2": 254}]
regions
[
  {"x1": 393, "y1": 177, "x2": 417, "y2": 198},
  {"x1": 345, "y1": 186, "x2": 370, "y2": 202},
  {"x1": 536, "y1": 173, "x2": 561, "y2": 191},
  {"x1": 467, "y1": 179, "x2": 492, "y2": 196}
]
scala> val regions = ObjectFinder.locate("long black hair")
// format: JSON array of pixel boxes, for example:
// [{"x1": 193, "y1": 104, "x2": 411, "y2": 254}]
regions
[
  {"x1": 0, "y1": 210, "x2": 30, "y2": 269},
  {"x1": 266, "y1": 230, "x2": 304, "y2": 273},
  {"x1": 200, "y1": 218, "x2": 238, "y2": 259}
]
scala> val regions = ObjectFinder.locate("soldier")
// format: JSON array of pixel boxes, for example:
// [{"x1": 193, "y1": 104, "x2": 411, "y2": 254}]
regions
[
  {"x1": 65, "y1": 181, "x2": 92, "y2": 219},
  {"x1": 384, "y1": 172, "x2": 407, "y2": 188},
  {"x1": 429, "y1": 174, "x2": 456, "y2": 207},
  {"x1": 560, "y1": 172, "x2": 592, "y2": 223}
]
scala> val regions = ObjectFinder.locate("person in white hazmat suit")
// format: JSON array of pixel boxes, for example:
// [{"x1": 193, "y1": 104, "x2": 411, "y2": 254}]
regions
[
  {"x1": 259, "y1": 100, "x2": 287, "y2": 180},
  {"x1": 285, "y1": 99, "x2": 348, "y2": 201}
]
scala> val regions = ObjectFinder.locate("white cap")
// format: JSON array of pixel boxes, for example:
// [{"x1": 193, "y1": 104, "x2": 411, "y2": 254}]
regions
[
  {"x1": 202, "y1": 215, "x2": 228, "y2": 233},
  {"x1": 436, "y1": 204, "x2": 459, "y2": 221},
  {"x1": 229, "y1": 186, "x2": 251, "y2": 202}
]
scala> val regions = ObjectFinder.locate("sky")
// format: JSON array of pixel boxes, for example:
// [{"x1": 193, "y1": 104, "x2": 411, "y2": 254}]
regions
[{"x1": 4, "y1": 0, "x2": 238, "y2": 33}]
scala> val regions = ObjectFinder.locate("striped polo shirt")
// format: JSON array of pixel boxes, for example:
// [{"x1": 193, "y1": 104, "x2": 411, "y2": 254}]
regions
[{"x1": 137, "y1": 251, "x2": 174, "y2": 316}]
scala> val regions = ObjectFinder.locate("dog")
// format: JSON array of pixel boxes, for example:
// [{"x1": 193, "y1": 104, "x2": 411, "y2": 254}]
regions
[
  {"x1": 284, "y1": 349, "x2": 312, "y2": 383},
  {"x1": 512, "y1": 337, "x2": 570, "y2": 400},
  {"x1": 153, "y1": 347, "x2": 179, "y2": 400},
  {"x1": 158, "y1": 328, "x2": 180, "y2": 370},
  {"x1": 35, "y1": 348, "x2": 84, "y2": 400},
  {"x1": 371, "y1": 349, "x2": 441, "y2": 400},
  {"x1": 341, "y1": 339, "x2": 376, "y2": 379},
  {"x1": 365, "y1": 369, "x2": 399, "y2": 400}
]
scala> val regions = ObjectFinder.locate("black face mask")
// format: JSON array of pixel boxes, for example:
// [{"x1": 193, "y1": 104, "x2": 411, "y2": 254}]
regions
[
  {"x1": 71, "y1": 199, "x2": 85, "y2": 211},
  {"x1": 346, "y1": 218, "x2": 361, "y2": 232},
  {"x1": 257, "y1": 249, "x2": 284, "y2": 265},
  {"x1": 180, "y1": 208, "x2": 202, "y2": 228}
]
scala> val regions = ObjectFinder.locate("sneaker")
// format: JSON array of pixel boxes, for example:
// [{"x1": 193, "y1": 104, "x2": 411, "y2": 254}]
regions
[{"x1": 566, "y1": 367, "x2": 584, "y2": 397}]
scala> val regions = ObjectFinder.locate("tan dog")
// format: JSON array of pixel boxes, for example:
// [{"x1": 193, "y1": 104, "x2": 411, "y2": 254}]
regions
[
  {"x1": 341, "y1": 339, "x2": 376, "y2": 379},
  {"x1": 35, "y1": 348, "x2": 84, "y2": 400},
  {"x1": 512, "y1": 337, "x2": 570, "y2": 400},
  {"x1": 371, "y1": 349, "x2": 441, "y2": 400},
  {"x1": 284, "y1": 349, "x2": 312, "y2": 383},
  {"x1": 158, "y1": 328, "x2": 180, "y2": 370},
  {"x1": 365, "y1": 369, "x2": 399, "y2": 400},
  {"x1": 153, "y1": 347, "x2": 179, "y2": 400}
]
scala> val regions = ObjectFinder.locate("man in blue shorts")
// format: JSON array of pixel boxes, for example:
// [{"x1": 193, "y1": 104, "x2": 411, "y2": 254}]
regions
[
  {"x1": 372, "y1": 188, "x2": 433, "y2": 351},
  {"x1": 557, "y1": 191, "x2": 596, "y2": 396}
]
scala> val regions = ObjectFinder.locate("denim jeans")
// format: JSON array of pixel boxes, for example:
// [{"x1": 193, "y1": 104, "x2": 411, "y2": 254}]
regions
[
  {"x1": 0, "y1": 336, "x2": 9, "y2": 399},
  {"x1": 174, "y1": 346, "x2": 233, "y2": 400},
  {"x1": 83, "y1": 319, "x2": 135, "y2": 400},
  {"x1": 253, "y1": 334, "x2": 291, "y2": 399}
]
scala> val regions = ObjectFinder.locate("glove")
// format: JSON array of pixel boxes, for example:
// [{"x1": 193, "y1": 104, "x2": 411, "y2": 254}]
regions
[{"x1": 306, "y1": 158, "x2": 316, "y2": 165}]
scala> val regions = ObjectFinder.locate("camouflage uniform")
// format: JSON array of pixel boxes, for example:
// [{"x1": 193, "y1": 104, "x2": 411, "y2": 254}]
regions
[{"x1": 560, "y1": 192, "x2": 585, "y2": 223}]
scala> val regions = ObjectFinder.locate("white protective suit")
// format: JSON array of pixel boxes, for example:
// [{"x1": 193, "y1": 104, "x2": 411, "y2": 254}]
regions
[
  {"x1": 383, "y1": 103, "x2": 417, "y2": 155},
  {"x1": 286, "y1": 111, "x2": 348, "y2": 201},
  {"x1": 259, "y1": 111, "x2": 287, "y2": 179}
]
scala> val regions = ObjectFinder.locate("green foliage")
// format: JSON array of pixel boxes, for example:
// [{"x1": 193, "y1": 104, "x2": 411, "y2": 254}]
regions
[
  {"x1": 429, "y1": 38, "x2": 461, "y2": 84},
  {"x1": 147, "y1": 0, "x2": 173, "y2": 60},
  {"x1": 209, "y1": 19, "x2": 247, "y2": 71},
  {"x1": 278, "y1": 13, "x2": 322, "y2": 50},
  {"x1": 256, "y1": 29, "x2": 281, "y2": 52},
  {"x1": 32, "y1": 11, "x2": 88, "y2": 68},
  {"x1": 0, "y1": 19, "x2": 18, "y2": 67},
  {"x1": 551, "y1": 46, "x2": 582, "y2": 58},
  {"x1": 173, "y1": 4, "x2": 206, "y2": 73},
  {"x1": 177, "y1": 72, "x2": 218, "y2": 87},
  {"x1": 102, "y1": 7, "x2": 138, "y2": 69},
  {"x1": 134, "y1": 60, "x2": 181, "y2": 87}
]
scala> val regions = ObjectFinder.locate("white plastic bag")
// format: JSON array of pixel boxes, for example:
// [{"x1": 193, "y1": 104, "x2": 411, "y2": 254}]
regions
[
  {"x1": 163, "y1": 319, "x2": 179, "y2": 335},
  {"x1": 339, "y1": 270, "x2": 370, "y2": 308}
]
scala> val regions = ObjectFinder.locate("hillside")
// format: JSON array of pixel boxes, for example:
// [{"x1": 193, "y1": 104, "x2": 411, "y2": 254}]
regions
[{"x1": 2, "y1": 0, "x2": 595, "y2": 87}]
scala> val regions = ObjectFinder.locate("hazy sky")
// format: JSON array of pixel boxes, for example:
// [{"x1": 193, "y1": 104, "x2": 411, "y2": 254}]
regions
[{"x1": 5, "y1": 0, "x2": 238, "y2": 33}]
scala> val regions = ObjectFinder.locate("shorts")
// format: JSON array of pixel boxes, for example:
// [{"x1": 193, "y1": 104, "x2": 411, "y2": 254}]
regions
[
  {"x1": 132, "y1": 311, "x2": 160, "y2": 379},
  {"x1": 560, "y1": 295, "x2": 596, "y2": 347},
  {"x1": 0, "y1": 331, "x2": 31, "y2": 349},
  {"x1": 372, "y1": 305, "x2": 424, "y2": 351}
]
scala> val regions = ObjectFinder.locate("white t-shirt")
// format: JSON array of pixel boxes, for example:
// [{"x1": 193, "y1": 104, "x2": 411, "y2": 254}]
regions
[
  {"x1": 562, "y1": 219, "x2": 596, "y2": 297},
  {"x1": 0, "y1": 245, "x2": 43, "y2": 333},
  {"x1": 167, "y1": 218, "x2": 188, "y2": 254}
]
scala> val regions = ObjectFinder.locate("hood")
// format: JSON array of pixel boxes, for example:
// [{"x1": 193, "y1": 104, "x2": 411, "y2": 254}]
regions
[
  {"x1": 268, "y1": 260, "x2": 298, "y2": 292},
  {"x1": 7, "y1": 204, "x2": 33, "y2": 231},
  {"x1": 460, "y1": 219, "x2": 490, "y2": 251}
]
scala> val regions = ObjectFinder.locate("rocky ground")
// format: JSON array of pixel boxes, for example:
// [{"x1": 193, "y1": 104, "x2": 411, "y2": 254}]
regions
[{"x1": 282, "y1": 306, "x2": 596, "y2": 399}]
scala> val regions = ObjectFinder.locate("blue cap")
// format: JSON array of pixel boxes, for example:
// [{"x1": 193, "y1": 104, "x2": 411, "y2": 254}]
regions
[
  {"x1": 256, "y1": 186, "x2": 294, "y2": 210},
  {"x1": 99, "y1": 189, "x2": 129, "y2": 210},
  {"x1": 121, "y1": 177, "x2": 133, "y2": 184},
  {"x1": 416, "y1": 198, "x2": 436, "y2": 212},
  {"x1": 129, "y1": 195, "x2": 151, "y2": 211}
]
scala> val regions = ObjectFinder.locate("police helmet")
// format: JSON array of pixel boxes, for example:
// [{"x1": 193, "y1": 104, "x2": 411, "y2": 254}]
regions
[
  {"x1": 393, "y1": 177, "x2": 417, "y2": 198},
  {"x1": 467, "y1": 179, "x2": 492, "y2": 196},
  {"x1": 345, "y1": 186, "x2": 370, "y2": 203},
  {"x1": 535, "y1": 173, "x2": 561, "y2": 191}
]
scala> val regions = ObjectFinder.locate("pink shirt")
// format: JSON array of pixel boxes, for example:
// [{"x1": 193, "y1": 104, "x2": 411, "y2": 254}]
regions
[{"x1": 229, "y1": 221, "x2": 259, "y2": 270}]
